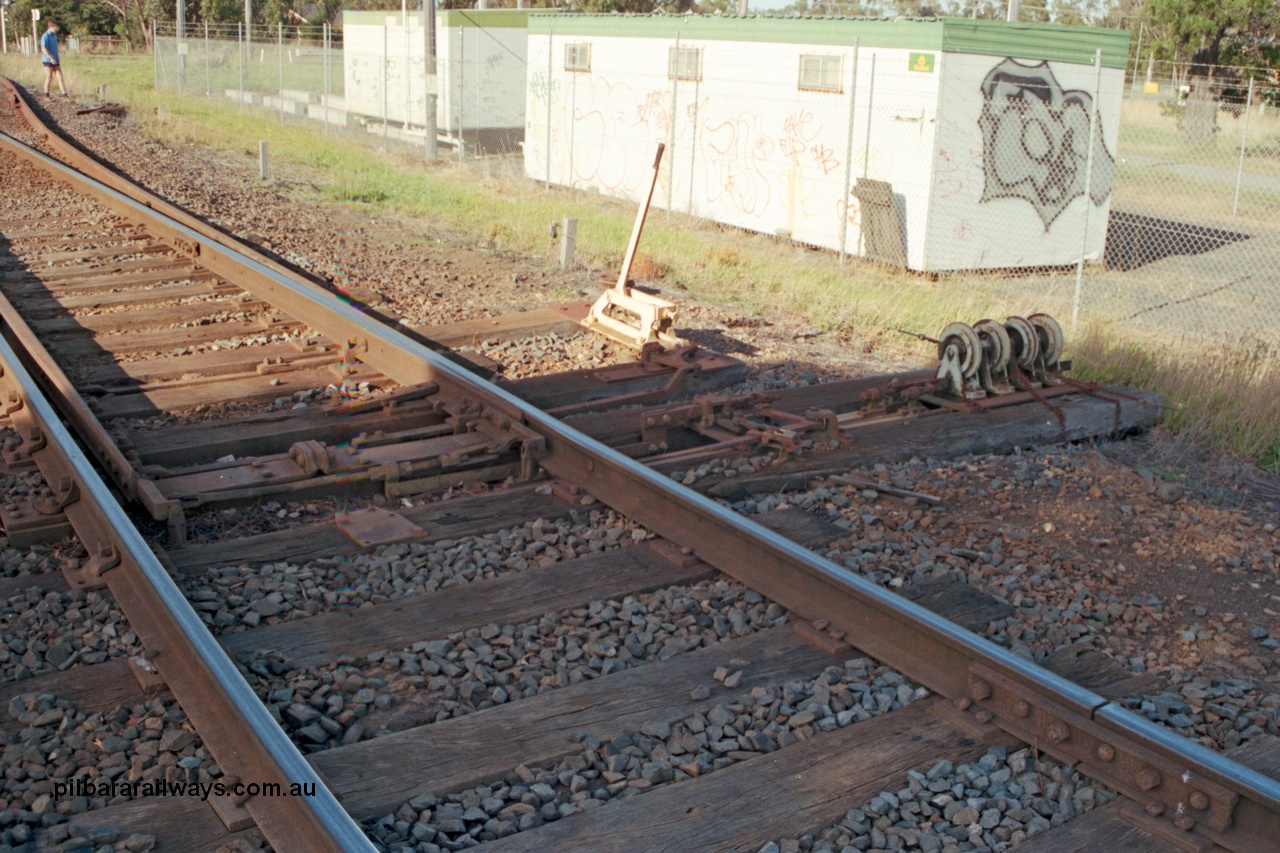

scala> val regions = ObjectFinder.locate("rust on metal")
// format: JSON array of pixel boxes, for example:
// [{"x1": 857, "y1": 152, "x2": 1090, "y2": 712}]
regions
[
  {"x1": 334, "y1": 507, "x2": 425, "y2": 548},
  {"x1": 4, "y1": 76, "x2": 1278, "y2": 853},
  {"x1": 962, "y1": 664, "x2": 1240, "y2": 839}
]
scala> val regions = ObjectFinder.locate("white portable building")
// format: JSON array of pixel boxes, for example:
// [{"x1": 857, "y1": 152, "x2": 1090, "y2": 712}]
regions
[
  {"x1": 342, "y1": 9, "x2": 533, "y2": 136},
  {"x1": 525, "y1": 16, "x2": 1129, "y2": 272}
]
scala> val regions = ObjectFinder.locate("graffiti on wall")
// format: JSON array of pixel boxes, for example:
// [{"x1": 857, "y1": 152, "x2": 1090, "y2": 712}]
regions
[
  {"x1": 555, "y1": 80, "x2": 850, "y2": 225},
  {"x1": 571, "y1": 78, "x2": 669, "y2": 193},
  {"x1": 977, "y1": 58, "x2": 1115, "y2": 230},
  {"x1": 701, "y1": 110, "x2": 775, "y2": 217}
]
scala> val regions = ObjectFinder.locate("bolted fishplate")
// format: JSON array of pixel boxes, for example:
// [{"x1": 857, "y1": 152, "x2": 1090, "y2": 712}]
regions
[{"x1": 958, "y1": 664, "x2": 1238, "y2": 837}]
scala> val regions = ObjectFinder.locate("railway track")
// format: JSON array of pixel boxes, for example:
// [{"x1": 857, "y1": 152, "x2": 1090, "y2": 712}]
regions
[{"x1": 2, "y1": 77, "x2": 1279, "y2": 853}]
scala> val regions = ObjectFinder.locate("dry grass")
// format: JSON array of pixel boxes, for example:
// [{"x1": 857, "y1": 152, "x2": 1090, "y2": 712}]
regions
[{"x1": 1073, "y1": 327, "x2": 1280, "y2": 474}]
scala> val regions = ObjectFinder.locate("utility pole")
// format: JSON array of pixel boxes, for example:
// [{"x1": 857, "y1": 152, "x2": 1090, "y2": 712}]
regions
[
  {"x1": 1, "y1": 0, "x2": 8, "y2": 55},
  {"x1": 245, "y1": 0, "x2": 251, "y2": 46},
  {"x1": 1006, "y1": 0, "x2": 1020, "y2": 21}
]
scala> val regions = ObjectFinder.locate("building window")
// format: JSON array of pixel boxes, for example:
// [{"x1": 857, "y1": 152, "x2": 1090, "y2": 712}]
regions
[
  {"x1": 798, "y1": 54, "x2": 842, "y2": 93},
  {"x1": 668, "y1": 46, "x2": 702, "y2": 81},
  {"x1": 564, "y1": 43, "x2": 591, "y2": 73}
]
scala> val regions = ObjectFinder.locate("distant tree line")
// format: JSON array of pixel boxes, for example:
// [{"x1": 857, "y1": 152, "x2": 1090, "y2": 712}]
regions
[{"x1": 8, "y1": 0, "x2": 1277, "y2": 85}]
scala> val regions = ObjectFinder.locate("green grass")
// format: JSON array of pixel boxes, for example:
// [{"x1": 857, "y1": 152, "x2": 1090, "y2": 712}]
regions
[
  {"x1": 1118, "y1": 98, "x2": 1280, "y2": 179},
  {"x1": 5, "y1": 53, "x2": 1280, "y2": 474}
]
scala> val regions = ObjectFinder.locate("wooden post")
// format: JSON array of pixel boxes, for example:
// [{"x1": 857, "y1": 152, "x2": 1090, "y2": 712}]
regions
[
  {"x1": 259, "y1": 140, "x2": 270, "y2": 180},
  {"x1": 99, "y1": 84, "x2": 107, "y2": 103},
  {"x1": 559, "y1": 218, "x2": 577, "y2": 270}
]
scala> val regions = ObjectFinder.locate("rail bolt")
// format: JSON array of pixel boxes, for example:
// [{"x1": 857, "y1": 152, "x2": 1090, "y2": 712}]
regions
[
  {"x1": 1096, "y1": 744, "x2": 1116, "y2": 762},
  {"x1": 974, "y1": 710, "x2": 993, "y2": 723},
  {"x1": 1189, "y1": 791, "x2": 1209, "y2": 810},
  {"x1": 1046, "y1": 722, "x2": 1070, "y2": 744},
  {"x1": 1145, "y1": 802, "x2": 1165, "y2": 817},
  {"x1": 955, "y1": 697, "x2": 972, "y2": 711},
  {"x1": 1173, "y1": 815, "x2": 1196, "y2": 832},
  {"x1": 969, "y1": 680, "x2": 993, "y2": 701},
  {"x1": 1013, "y1": 699, "x2": 1031, "y2": 718},
  {"x1": 1136, "y1": 768, "x2": 1162, "y2": 791}
]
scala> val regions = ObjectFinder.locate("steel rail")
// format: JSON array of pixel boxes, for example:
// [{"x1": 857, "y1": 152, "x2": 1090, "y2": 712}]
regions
[
  {"x1": 3, "y1": 81, "x2": 1279, "y2": 849},
  {"x1": 0, "y1": 179, "x2": 374, "y2": 853},
  {"x1": 0, "y1": 329, "x2": 373, "y2": 852}
]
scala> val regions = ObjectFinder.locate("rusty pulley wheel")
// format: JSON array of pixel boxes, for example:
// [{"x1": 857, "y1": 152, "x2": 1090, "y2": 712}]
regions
[
  {"x1": 1028, "y1": 313, "x2": 1064, "y2": 366},
  {"x1": 973, "y1": 319, "x2": 1011, "y2": 373},
  {"x1": 1004, "y1": 316, "x2": 1040, "y2": 370},
  {"x1": 936, "y1": 322, "x2": 983, "y2": 379}
]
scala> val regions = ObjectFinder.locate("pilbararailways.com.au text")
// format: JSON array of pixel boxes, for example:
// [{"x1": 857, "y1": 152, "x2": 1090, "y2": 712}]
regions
[{"x1": 55, "y1": 778, "x2": 316, "y2": 801}]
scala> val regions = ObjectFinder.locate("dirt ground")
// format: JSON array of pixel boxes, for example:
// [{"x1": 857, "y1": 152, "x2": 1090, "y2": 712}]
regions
[{"x1": 11, "y1": 86, "x2": 1280, "y2": 722}]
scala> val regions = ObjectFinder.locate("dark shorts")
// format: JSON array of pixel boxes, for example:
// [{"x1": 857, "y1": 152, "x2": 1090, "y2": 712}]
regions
[{"x1": 43, "y1": 62, "x2": 60, "y2": 70}]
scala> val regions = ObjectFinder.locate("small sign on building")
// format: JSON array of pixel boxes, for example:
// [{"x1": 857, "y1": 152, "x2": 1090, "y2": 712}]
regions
[{"x1": 909, "y1": 52, "x2": 935, "y2": 74}]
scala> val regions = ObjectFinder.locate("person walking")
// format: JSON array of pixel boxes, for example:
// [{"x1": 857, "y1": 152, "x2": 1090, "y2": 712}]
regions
[{"x1": 40, "y1": 20, "x2": 69, "y2": 98}]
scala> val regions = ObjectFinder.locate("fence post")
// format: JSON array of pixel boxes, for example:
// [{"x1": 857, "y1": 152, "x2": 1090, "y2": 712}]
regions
[
  {"x1": 687, "y1": 77, "x2": 699, "y2": 214},
  {"x1": 458, "y1": 21, "x2": 466, "y2": 161},
  {"x1": 177, "y1": 0, "x2": 186, "y2": 92},
  {"x1": 1130, "y1": 21, "x2": 1143, "y2": 94},
  {"x1": 544, "y1": 22, "x2": 552, "y2": 187},
  {"x1": 323, "y1": 23, "x2": 329, "y2": 135},
  {"x1": 383, "y1": 22, "x2": 389, "y2": 151},
  {"x1": 1071, "y1": 48, "x2": 1103, "y2": 336},
  {"x1": 153, "y1": 20, "x2": 159, "y2": 89},
  {"x1": 839, "y1": 39, "x2": 860, "y2": 265},
  {"x1": 857, "y1": 53, "x2": 876, "y2": 256},
  {"x1": 667, "y1": 35, "x2": 679, "y2": 217},
  {"x1": 568, "y1": 70, "x2": 576, "y2": 188},
  {"x1": 1233, "y1": 77, "x2": 1254, "y2": 217},
  {"x1": 204, "y1": 21, "x2": 210, "y2": 97},
  {"x1": 425, "y1": 0, "x2": 437, "y2": 161},
  {"x1": 237, "y1": 22, "x2": 244, "y2": 110},
  {"x1": 277, "y1": 22, "x2": 284, "y2": 126},
  {"x1": 403, "y1": 7, "x2": 411, "y2": 140},
  {"x1": 259, "y1": 139, "x2": 269, "y2": 180}
]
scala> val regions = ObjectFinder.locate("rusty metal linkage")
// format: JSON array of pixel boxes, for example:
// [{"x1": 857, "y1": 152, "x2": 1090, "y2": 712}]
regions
[{"x1": 4, "y1": 79, "x2": 1279, "y2": 851}]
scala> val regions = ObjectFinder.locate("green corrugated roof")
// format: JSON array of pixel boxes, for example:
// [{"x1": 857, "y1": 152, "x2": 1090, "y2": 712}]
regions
[
  {"x1": 440, "y1": 9, "x2": 540, "y2": 29},
  {"x1": 941, "y1": 19, "x2": 1128, "y2": 68},
  {"x1": 528, "y1": 15, "x2": 1129, "y2": 68},
  {"x1": 342, "y1": 9, "x2": 543, "y2": 30},
  {"x1": 529, "y1": 15, "x2": 943, "y2": 52}
]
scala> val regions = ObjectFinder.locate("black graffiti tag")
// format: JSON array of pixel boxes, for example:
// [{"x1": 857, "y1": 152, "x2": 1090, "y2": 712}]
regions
[{"x1": 977, "y1": 58, "x2": 1115, "y2": 230}]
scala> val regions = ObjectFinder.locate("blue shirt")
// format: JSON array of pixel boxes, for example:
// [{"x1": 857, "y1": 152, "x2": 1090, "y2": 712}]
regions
[{"x1": 41, "y1": 31, "x2": 59, "y2": 65}]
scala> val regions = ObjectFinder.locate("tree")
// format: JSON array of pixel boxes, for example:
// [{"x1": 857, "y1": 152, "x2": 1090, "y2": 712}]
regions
[
  {"x1": 6, "y1": 0, "x2": 119, "y2": 35},
  {"x1": 1148, "y1": 0, "x2": 1270, "y2": 66}
]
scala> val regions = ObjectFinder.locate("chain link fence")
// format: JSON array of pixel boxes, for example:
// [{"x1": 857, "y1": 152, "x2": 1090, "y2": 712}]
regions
[
  {"x1": 1088, "y1": 62, "x2": 1280, "y2": 349},
  {"x1": 152, "y1": 19, "x2": 1280, "y2": 353},
  {"x1": 154, "y1": 22, "x2": 353, "y2": 136},
  {"x1": 154, "y1": 15, "x2": 525, "y2": 159}
]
